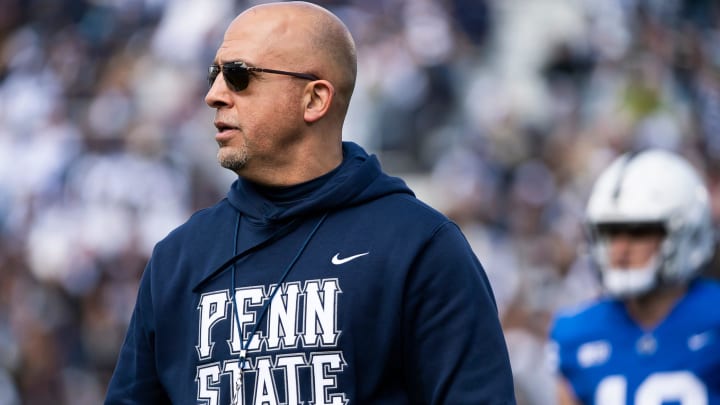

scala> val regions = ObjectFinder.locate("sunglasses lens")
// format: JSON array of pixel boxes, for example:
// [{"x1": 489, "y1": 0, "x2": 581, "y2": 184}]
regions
[
  {"x1": 222, "y1": 65, "x2": 249, "y2": 91},
  {"x1": 208, "y1": 66, "x2": 219, "y2": 87},
  {"x1": 207, "y1": 64, "x2": 250, "y2": 91},
  {"x1": 225, "y1": 68, "x2": 249, "y2": 91}
]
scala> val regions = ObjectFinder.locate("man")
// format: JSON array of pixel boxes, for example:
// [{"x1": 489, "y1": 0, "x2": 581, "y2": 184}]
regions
[
  {"x1": 105, "y1": 2, "x2": 515, "y2": 404},
  {"x1": 550, "y1": 149, "x2": 720, "y2": 405}
]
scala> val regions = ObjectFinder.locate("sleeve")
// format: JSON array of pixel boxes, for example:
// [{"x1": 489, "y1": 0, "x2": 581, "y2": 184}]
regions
[
  {"x1": 548, "y1": 314, "x2": 577, "y2": 381},
  {"x1": 105, "y1": 258, "x2": 171, "y2": 404},
  {"x1": 402, "y1": 222, "x2": 516, "y2": 405},
  {"x1": 548, "y1": 315, "x2": 582, "y2": 403}
]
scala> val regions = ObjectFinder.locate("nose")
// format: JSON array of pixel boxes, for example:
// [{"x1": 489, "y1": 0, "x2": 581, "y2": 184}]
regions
[
  {"x1": 607, "y1": 232, "x2": 632, "y2": 262},
  {"x1": 205, "y1": 74, "x2": 231, "y2": 109}
]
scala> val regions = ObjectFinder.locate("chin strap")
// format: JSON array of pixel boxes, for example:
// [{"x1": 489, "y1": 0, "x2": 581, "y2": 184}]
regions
[{"x1": 603, "y1": 257, "x2": 660, "y2": 298}]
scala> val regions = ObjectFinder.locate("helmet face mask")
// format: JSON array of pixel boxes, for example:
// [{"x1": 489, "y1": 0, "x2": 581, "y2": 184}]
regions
[
  {"x1": 602, "y1": 253, "x2": 659, "y2": 297},
  {"x1": 589, "y1": 222, "x2": 666, "y2": 297},
  {"x1": 585, "y1": 149, "x2": 715, "y2": 298}
]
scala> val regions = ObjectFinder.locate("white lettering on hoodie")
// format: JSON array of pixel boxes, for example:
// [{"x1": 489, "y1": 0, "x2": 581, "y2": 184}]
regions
[{"x1": 195, "y1": 278, "x2": 346, "y2": 404}]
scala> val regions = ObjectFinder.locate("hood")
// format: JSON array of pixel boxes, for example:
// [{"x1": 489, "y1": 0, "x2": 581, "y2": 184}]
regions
[
  {"x1": 192, "y1": 142, "x2": 413, "y2": 292},
  {"x1": 226, "y1": 142, "x2": 413, "y2": 224}
]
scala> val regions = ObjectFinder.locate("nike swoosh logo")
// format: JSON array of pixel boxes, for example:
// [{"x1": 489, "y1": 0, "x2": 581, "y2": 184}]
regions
[
  {"x1": 688, "y1": 331, "x2": 713, "y2": 351},
  {"x1": 331, "y1": 252, "x2": 369, "y2": 265}
]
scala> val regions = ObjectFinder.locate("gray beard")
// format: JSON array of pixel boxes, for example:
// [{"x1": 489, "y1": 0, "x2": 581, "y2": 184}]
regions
[{"x1": 218, "y1": 148, "x2": 248, "y2": 172}]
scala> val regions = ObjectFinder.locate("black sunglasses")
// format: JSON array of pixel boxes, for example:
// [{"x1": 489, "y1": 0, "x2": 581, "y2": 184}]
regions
[{"x1": 208, "y1": 61, "x2": 319, "y2": 91}]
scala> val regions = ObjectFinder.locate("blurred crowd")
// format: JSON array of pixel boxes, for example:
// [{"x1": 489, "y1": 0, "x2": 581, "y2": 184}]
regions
[{"x1": 1, "y1": 0, "x2": 719, "y2": 403}]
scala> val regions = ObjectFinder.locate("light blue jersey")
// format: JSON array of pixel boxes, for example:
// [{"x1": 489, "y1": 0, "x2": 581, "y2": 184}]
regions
[{"x1": 550, "y1": 278, "x2": 720, "y2": 405}]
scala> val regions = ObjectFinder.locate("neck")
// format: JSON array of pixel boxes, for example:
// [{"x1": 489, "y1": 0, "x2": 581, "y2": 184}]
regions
[
  {"x1": 237, "y1": 138, "x2": 343, "y2": 187},
  {"x1": 624, "y1": 283, "x2": 687, "y2": 329}
]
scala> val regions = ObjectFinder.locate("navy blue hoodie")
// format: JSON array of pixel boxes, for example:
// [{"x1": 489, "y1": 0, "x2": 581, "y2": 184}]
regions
[{"x1": 106, "y1": 142, "x2": 515, "y2": 404}]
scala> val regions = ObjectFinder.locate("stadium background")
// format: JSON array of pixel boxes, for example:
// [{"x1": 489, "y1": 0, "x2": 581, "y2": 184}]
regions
[{"x1": 0, "y1": 0, "x2": 718, "y2": 403}]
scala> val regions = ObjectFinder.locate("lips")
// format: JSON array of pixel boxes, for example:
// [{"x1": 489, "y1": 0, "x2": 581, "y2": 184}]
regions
[
  {"x1": 214, "y1": 120, "x2": 239, "y2": 132},
  {"x1": 214, "y1": 121, "x2": 239, "y2": 143}
]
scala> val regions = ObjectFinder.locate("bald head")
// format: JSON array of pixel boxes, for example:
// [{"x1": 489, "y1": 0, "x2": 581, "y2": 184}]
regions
[{"x1": 226, "y1": 2, "x2": 357, "y2": 116}]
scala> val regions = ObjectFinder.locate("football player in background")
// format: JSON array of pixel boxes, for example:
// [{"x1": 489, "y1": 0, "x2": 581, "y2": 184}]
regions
[{"x1": 550, "y1": 149, "x2": 720, "y2": 405}]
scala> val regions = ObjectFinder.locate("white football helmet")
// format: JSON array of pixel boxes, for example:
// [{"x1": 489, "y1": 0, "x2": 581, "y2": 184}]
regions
[{"x1": 585, "y1": 149, "x2": 715, "y2": 297}]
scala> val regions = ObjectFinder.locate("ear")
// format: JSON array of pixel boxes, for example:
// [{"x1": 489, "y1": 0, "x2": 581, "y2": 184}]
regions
[{"x1": 303, "y1": 80, "x2": 334, "y2": 123}]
